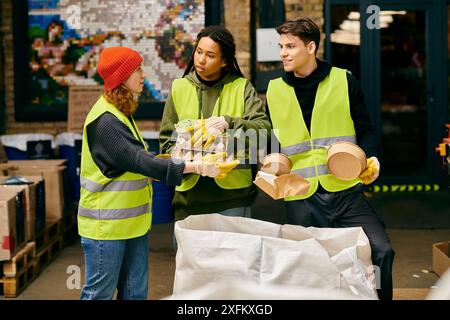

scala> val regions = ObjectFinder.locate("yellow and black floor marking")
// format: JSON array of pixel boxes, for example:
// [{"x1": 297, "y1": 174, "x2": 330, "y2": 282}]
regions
[{"x1": 368, "y1": 184, "x2": 440, "y2": 192}]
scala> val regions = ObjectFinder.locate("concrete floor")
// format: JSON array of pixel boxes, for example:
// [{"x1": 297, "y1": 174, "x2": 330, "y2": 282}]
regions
[{"x1": 2, "y1": 223, "x2": 449, "y2": 300}]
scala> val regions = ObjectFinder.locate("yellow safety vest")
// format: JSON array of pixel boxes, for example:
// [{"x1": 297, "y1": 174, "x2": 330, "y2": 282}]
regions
[
  {"x1": 267, "y1": 67, "x2": 361, "y2": 201},
  {"x1": 172, "y1": 77, "x2": 253, "y2": 192},
  {"x1": 78, "y1": 96, "x2": 152, "y2": 240}
]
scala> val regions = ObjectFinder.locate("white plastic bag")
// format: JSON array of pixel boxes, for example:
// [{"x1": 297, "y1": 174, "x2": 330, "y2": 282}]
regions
[{"x1": 173, "y1": 214, "x2": 378, "y2": 299}]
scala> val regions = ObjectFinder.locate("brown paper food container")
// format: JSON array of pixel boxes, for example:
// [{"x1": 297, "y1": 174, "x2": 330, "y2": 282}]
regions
[
  {"x1": 327, "y1": 142, "x2": 367, "y2": 180},
  {"x1": 261, "y1": 153, "x2": 292, "y2": 176},
  {"x1": 254, "y1": 171, "x2": 310, "y2": 200}
]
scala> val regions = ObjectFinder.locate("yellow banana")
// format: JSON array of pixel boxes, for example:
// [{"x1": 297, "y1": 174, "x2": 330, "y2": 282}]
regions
[
  {"x1": 190, "y1": 120, "x2": 206, "y2": 145},
  {"x1": 193, "y1": 135, "x2": 205, "y2": 148},
  {"x1": 190, "y1": 127, "x2": 203, "y2": 145},
  {"x1": 203, "y1": 135, "x2": 216, "y2": 149}
]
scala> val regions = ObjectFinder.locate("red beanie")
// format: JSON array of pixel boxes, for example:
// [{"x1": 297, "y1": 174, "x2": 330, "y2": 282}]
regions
[{"x1": 97, "y1": 47, "x2": 143, "y2": 91}]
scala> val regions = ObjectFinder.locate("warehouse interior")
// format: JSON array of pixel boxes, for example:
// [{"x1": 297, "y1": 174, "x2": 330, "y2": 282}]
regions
[{"x1": 1, "y1": 0, "x2": 450, "y2": 301}]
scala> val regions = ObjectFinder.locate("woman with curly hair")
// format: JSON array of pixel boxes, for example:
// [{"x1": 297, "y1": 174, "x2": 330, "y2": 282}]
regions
[{"x1": 78, "y1": 46, "x2": 220, "y2": 300}]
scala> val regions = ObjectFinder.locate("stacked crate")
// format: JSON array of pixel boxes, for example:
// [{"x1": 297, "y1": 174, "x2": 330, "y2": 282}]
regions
[{"x1": 0, "y1": 159, "x2": 79, "y2": 297}]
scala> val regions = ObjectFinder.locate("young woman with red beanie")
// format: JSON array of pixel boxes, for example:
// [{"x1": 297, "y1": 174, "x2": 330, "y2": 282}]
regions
[{"x1": 78, "y1": 46, "x2": 220, "y2": 300}]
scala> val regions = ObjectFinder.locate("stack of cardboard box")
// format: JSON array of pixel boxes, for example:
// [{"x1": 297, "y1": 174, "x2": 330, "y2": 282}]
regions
[
  {"x1": 0, "y1": 159, "x2": 69, "y2": 262},
  {"x1": 0, "y1": 176, "x2": 45, "y2": 242},
  {"x1": 0, "y1": 160, "x2": 67, "y2": 221}
]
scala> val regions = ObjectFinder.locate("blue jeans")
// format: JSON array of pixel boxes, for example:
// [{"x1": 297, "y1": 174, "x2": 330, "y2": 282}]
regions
[{"x1": 80, "y1": 232, "x2": 149, "y2": 300}]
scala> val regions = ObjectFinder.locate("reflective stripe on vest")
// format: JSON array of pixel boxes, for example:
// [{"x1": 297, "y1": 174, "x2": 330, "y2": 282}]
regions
[
  {"x1": 80, "y1": 176, "x2": 150, "y2": 193},
  {"x1": 78, "y1": 203, "x2": 150, "y2": 220},
  {"x1": 281, "y1": 135, "x2": 356, "y2": 156},
  {"x1": 267, "y1": 67, "x2": 361, "y2": 201},
  {"x1": 77, "y1": 96, "x2": 152, "y2": 240},
  {"x1": 172, "y1": 77, "x2": 253, "y2": 191}
]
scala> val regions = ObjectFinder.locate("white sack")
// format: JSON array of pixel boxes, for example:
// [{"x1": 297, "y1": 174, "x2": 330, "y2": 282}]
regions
[{"x1": 173, "y1": 214, "x2": 378, "y2": 299}]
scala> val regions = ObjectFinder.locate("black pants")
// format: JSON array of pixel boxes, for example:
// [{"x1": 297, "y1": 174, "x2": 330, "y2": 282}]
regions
[{"x1": 286, "y1": 184, "x2": 395, "y2": 300}]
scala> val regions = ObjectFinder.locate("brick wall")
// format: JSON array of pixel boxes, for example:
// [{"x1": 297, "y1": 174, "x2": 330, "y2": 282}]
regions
[
  {"x1": 224, "y1": 0, "x2": 251, "y2": 78},
  {"x1": 226, "y1": 0, "x2": 325, "y2": 83},
  {"x1": 0, "y1": 0, "x2": 5, "y2": 133},
  {"x1": 284, "y1": 0, "x2": 325, "y2": 59}
]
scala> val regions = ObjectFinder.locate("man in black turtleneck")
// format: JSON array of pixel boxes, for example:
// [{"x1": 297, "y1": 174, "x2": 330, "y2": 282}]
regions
[{"x1": 265, "y1": 17, "x2": 394, "y2": 300}]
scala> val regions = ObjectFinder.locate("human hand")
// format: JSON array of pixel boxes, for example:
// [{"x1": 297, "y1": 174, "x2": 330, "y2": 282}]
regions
[
  {"x1": 202, "y1": 152, "x2": 240, "y2": 179},
  {"x1": 193, "y1": 152, "x2": 239, "y2": 179},
  {"x1": 205, "y1": 116, "x2": 229, "y2": 133},
  {"x1": 359, "y1": 157, "x2": 380, "y2": 185},
  {"x1": 193, "y1": 161, "x2": 221, "y2": 178}
]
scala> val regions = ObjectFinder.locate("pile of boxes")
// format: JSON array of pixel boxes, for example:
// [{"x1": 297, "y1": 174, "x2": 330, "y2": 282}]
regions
[{"x1": 0, "y1": 159, "x2": 67, "y2": 261}]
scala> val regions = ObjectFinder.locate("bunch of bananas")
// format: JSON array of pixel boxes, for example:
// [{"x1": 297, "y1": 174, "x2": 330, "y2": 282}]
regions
[{"x1": 187, "y1": 119, "x2": 219, "y2": 150}]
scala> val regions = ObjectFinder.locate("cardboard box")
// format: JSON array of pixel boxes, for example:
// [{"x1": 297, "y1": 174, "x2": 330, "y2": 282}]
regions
[
  {"x1": 1, "y1": 160, "x2": 67, "y2": 220},
  {"x1": 0, "y1": 176, "x2": 43, "y2": 241},
  {"x1": 0, "y1": 189, "x2": 26, "y2": 261},
  {"x1": 1, "y1": 159, "x2": 67, "y2": 167},
  {"x1": 432, "y1": 241, "x2": 450, "y2": 277},
  {"x1": 4, "y1": 188, "x2": 26, "y2": 248},
  {"x1": 0, "y1": 192, "x2": 17, "y2": 261},
  {"x1": 253, "y1": 171, "x2": 310, "y2": 200},
  {"x1": 68, "y1": 85, "x2": 103, "y2": 132}
]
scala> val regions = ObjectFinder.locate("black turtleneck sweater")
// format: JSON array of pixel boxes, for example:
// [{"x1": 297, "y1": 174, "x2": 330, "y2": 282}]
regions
[
  {"x1": 86, "y1": 112, "x2": 185, "y2": 186},
  {"x1": 267, "y1": 59, "x2": 378, "y2": 158}
]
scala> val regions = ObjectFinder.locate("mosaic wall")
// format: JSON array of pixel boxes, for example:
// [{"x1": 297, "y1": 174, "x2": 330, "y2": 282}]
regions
[{"x1": 27, "y1": 0, "x2": 204, "y2": 110}]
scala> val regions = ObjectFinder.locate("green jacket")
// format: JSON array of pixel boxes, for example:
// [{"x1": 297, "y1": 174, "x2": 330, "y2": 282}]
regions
[{"x1": 160, "y1": 72, "x2": 271, "y2": 219}]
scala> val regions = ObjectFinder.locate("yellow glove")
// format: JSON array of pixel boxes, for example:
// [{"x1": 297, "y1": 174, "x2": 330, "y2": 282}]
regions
[
  {"x1": 359, "y1": 157, "x2": 380, "y2": 185},
  {"x1": 199, "y1": 152, "x2": 239, "y2": 179},
  {"x1": 215, "y1": 160, "x2": 240, "y2": 179},
  {"x1": 191, "y1": 153, "x2": 228, "y2": 178},
  {"x1": 193, "y1": 161, "x2": 221, "y2": 178}
]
